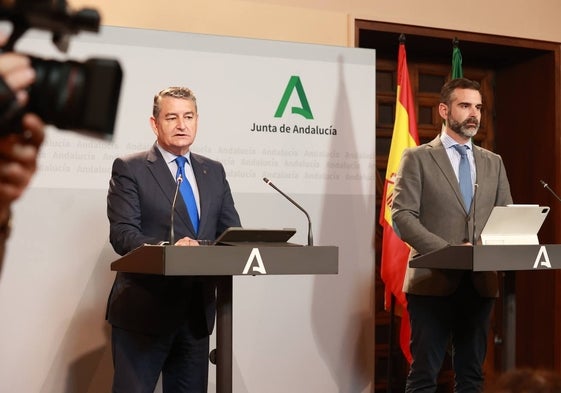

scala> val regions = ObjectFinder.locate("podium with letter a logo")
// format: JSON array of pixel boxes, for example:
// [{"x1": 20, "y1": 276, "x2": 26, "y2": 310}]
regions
[
  {"x1": 409, "y1": 244, "x2": 561, "y2": 371},
  {"x1": 408, "y1": 244, "x2": 561, "y2": 271},
  {"x1": 110, "y1": 229, "x2": 338, "y2": 393}
]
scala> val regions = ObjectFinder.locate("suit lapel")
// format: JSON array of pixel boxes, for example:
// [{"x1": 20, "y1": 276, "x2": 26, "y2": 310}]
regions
[
  {"x1": 145, "y1": 144, "x2": 195, "y2": 235},
  {"x1": 428, "y1": 137, "x2": 467, "y2": 210},
  {"x1": 190, "y1": 153, "x2": 209, "y2": 233},
  {"x1": 472, "y1": 145, "x2": 486, "y2": 206}
]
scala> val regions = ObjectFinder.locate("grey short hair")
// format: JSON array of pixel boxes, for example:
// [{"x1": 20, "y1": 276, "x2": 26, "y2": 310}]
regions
[{"x1": 152, "y1": 87, "x2": 197, "y2": 118}]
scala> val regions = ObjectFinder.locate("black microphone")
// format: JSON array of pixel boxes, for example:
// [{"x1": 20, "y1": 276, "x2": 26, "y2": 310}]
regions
[
  {"x1": 540, "y1": 179, "x2": 561, "y2": 203},
  {"x1": 263, "y1": 177, "x2": 313, "y2": 246},
  {"x1": 169, "y1": 175, "x2": 182, "y2": 245}
]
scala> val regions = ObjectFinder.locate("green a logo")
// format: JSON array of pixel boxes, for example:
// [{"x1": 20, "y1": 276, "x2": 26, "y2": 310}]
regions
[{"x1": 274, "y1": 76, "x2": 314, "y2": 119}]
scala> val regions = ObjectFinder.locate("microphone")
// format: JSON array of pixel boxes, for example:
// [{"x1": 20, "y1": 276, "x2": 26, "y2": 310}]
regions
[
  {"x1": 169, "y1": 175, "x2": 182, "y2": 245},
  {"x1": 263, "y1": 177, "x2": 313, "y2": 246},
  {"x1": 540, "y1": 179, "x2": 561, "y2": 203}
]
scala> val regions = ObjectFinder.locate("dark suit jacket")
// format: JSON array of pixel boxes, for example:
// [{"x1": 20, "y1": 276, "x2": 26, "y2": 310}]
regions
[
  {"x1": 106, "y1": 143, "x2": 241, "y2": 336},
  {"x1": 392, "y1": 136, "x2": 513, "y2": 297}
]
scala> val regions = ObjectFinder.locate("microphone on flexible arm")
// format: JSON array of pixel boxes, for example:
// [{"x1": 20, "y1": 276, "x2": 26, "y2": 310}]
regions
[
  {"x1": 262, "y1": 177, "x2": 313, "y2": 246},
  {"x1": 540, "y1": 179, "x2": 561, "y2": 203},
  {"x1": 169, "y1": 175, "x2": 183, "y2": 245}
]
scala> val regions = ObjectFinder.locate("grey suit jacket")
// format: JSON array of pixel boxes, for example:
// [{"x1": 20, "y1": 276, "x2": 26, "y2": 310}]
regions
[
  {"x1": 106, "y1": 143, "x2": 241, "y2": 335},
  {"x1": 392, "y1": 136, "x2": 512, "y2": 297}
]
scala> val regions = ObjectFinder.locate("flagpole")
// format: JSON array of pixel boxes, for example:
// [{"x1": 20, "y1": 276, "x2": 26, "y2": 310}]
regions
[{"x1": 453, "y1": 36, "x2": 459, "y2": 48}]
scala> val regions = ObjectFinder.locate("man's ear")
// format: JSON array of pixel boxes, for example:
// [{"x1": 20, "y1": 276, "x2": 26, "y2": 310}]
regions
[
  {"x1": 149, "y1": 116, "x2": 159, "y2": 136},
  {"x1": 438, "y1": 102, "x2": 448, "y2": 120}
]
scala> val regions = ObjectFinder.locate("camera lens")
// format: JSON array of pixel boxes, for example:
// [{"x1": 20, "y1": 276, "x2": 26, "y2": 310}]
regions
[
  {"x1": 28, "y1": 56, "x2": 122, "y2": 138},
  {"x1": 29, "y1": 58, "x2": 85, "y2": 128}
]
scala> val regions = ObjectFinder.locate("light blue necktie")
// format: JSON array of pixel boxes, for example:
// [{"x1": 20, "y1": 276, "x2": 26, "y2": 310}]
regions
[
  {"x1": 453, "y1": 144, "x2": 472, "y2": 212},
  {"x1": 175, "y1": 156, "x2": 199, "y2": 234}
]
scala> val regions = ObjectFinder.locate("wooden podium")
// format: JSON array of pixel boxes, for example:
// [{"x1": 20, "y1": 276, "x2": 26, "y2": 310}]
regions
[
  {"x1": 409, "y1": 244, "x2": 561, "y2": 370},
  {"x1": 110, "y1": 242, "x2": 338, "y2": 393}
]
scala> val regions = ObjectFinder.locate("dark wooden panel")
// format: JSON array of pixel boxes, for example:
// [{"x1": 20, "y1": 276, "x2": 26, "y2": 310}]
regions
[{"x1": 495, "y1": 51, "x2": 561, "y2": 369}]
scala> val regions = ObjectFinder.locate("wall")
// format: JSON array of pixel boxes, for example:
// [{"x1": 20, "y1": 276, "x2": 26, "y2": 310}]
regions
[{"x1": 69, "y1": 0, "x2": 561, "y2": 46}]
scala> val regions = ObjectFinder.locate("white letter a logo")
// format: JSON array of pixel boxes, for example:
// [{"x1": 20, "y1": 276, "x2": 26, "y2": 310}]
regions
[
  {"x1": 533, "y1": 246, "x2": 552, "y2": 269},
  {"x1": 243, "y1": 248, "x2": 267, "y2": 275}
]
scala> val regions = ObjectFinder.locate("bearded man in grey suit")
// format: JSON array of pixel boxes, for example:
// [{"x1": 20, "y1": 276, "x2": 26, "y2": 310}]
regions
[
  {"x1": 392, "y1": 78, "x2": 513, "y2": 393},
  {"x1": 106, "y1": 86, "x2": 241, "y2": 393}
]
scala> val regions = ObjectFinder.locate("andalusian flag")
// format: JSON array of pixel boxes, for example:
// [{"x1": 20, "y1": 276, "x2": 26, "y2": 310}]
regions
[
  {"x1": 452, "y1": 38, "x2": 463, "y2": 79},
  {"x1": 379, "y1": 39, "x2": 419, "y2": 364},
  {"x1": 441, "y1": 38, "x2": 463, "y2": 134}
]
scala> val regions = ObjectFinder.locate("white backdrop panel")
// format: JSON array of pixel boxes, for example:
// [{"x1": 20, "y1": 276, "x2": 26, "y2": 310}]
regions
[{"x1": 0, "y1": 27, "x2": 376, "y2": 393}]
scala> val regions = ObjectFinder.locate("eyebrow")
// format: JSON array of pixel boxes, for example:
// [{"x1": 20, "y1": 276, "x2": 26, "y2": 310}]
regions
[
  {"x1": 164, "y1": 111, "x2": 195, "y2": 117},
  {"x1": 457, "y1": 101, "x2": 482, "y2": 107}
]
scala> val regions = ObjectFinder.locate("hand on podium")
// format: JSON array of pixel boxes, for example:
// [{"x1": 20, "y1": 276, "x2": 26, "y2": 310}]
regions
[{"x1": 174, "y1": 237, "x2": 202, "y2": 246}]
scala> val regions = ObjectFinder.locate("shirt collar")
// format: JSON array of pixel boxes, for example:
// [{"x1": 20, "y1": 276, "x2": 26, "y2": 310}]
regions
[
  {"x1": 156, "y1": 142, "x2": 192, "y2": 164},
  {"x1": 440, "y1": 131, "x2": 473, "y2": 150}
]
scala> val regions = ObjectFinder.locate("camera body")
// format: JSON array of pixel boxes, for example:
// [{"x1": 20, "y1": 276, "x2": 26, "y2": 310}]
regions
[{"x1": 0, "y1": 0, "x2": 123, "y2": 138}]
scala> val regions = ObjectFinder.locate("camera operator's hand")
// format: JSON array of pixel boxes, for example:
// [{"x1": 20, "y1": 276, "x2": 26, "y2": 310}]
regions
[
  {"x1": 0, "y1": 113, "x2": 44, "y2": 205},
  {"x1": 0, "y1": 50, "x2": 45, "y2": 275},
  {"x1": 0, "y1": 52, "x2": 36, "y2": 107},
  {"x1": 0, "y1": 50, "x2": 44, "y2": 217}
]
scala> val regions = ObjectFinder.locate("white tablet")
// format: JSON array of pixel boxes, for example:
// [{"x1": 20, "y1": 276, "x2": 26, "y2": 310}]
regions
[{"x1": 480, "y1": 205, "x2": 550, "y2": 245}]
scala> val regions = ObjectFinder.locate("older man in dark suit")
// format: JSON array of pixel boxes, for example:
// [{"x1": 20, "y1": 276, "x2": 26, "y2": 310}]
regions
[
  {"x1": 392, "y1": 78, "x2": 513, "y2": 392},
  {"x1": 106, "y1": 86, "x2": 241, "y2": 393}
]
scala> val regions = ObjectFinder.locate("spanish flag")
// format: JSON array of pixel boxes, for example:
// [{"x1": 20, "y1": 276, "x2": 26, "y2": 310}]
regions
[{"x1": 379, "y1": 39, "x2": 419, "y2": 363}]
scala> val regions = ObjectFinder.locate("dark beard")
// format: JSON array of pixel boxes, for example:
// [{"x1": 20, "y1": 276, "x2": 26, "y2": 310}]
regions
[{"x1": 448, "y1": 116, "x2": 479, "y2": 138}]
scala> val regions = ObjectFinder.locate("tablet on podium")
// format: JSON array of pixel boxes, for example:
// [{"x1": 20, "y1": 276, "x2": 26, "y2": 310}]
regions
[
  {"x1": 480, "y1": 204, "x2": 550, "y2": 245},
  {"x1": 213, "y1": 227, "x2": 296, "y2": 245}
]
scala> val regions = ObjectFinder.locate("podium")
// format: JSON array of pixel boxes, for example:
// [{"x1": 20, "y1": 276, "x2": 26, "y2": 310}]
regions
[
  {"x1": 110, "y1": 242, "x2": 338, "y2": 393},
  {"x1": 409, "y1": 244, "x2": 561, "y2": 271},
  {"x1": 409, "y1": 244, "x2": 561, "y2": 370}
]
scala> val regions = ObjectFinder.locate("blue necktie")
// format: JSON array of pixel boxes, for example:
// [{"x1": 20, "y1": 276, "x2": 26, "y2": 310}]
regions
[
  {"x1": 453, "y1": 144, "x2": 472, "y2": 212},
  {"x1": 175, "y1": 156, "x2": 199, "y2": 234}
]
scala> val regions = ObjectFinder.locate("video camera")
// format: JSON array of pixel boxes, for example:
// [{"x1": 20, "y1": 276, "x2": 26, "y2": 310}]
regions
[{"x1": 0, "y1": 0, "x2": 123, "y2": 138}]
